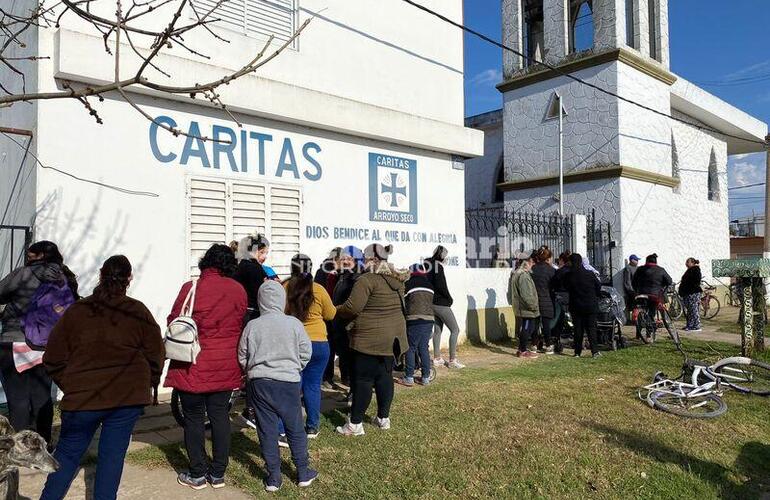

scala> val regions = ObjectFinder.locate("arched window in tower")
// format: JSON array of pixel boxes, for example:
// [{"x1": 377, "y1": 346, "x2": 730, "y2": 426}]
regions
[
  {"x1": 523, "y1": 0, "x2": 544, "y2": 67},
  {"x1": 648, "y1": 0, "x2": 659, "y2": 61},
  {"x1": 494, "y1": 156, "x2": 505, "y2": 203},
  {"x1": 625, "y1": 0, "x2": 636, "y2": 48},
  {"x1": 569, "y1": 0, "x2": 594, "y2": 54},
  {"x1": 671, "y1": 133, "x2": 680, "y2": 194},
  {"x1": 707, "y1": 147, "x2": 720, "y2": 201}
]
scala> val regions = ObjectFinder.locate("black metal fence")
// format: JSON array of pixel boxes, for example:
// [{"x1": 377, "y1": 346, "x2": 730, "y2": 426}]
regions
[
  {"x1": 0, "y1": 225, "x2": 32, "y2": 275},
  {"x1": 587, "y1": 210, "x2": 614, "y2": 284},
  {"x1": 465, "y1": 207, "x2": 573, "y2": 268}
]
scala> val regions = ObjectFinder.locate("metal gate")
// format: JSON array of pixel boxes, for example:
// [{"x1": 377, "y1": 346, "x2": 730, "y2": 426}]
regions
[
  {"x1": 586, "y1": 210, "x2": 614, "y2": 284},
  {"x1": 465, "y1": 207, "x2": 573, "y2": 267},
  {"x1": 0, "y1": 225, "x2": 32, "y2": 275}
]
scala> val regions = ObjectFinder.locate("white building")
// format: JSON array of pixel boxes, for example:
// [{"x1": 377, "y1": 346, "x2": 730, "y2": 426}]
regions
[
  {"x1": 465, "y1": 0, "x2": 768, "y2": 285},
  {"x1": 1, "y1": 1, "x2": 482, "y2": 325}
]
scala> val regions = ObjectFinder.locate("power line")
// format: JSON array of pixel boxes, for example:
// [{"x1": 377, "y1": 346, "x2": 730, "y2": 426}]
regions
[
  {"x1": 728, "y1": 182, "x2": 765, "y2": 191},
  {"x1": 1, "y1": 132, "x2": 160, "y2": 198},
  {"x1": 402, "y1": 0, "x2": 769, "y2": 148}
]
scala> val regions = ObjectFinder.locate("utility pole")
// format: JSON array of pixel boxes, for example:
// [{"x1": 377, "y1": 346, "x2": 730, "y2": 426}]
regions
[
  {"x1": 558, "y1": 93, "x2": 564, "y2": 216},
  {"x1": 764, "y1": 134, "x2": 770, "y2": 260}
]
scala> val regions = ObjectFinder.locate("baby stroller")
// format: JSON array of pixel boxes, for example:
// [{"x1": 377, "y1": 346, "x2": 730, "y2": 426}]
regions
[{"x1": 597, "y1": 286, "x2": 627, "y2": 350}]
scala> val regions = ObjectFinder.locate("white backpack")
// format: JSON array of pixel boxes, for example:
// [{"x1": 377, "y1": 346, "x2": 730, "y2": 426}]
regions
[{"x1": 164, "y1": 279, "x2": 201, "y2": 364}]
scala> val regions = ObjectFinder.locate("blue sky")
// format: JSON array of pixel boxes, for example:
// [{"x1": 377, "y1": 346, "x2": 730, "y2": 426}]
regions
[{"x1": 462, "y1": 0, "x2": 769, "y2": 220}]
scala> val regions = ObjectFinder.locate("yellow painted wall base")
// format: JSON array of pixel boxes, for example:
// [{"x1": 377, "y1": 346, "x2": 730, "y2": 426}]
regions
[{"x1": 466, "y1": 307, "x2": 516, "y2": 344}]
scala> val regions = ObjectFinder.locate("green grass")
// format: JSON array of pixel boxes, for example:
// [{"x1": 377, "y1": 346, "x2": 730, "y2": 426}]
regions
[{"x1": 127, "y1": 340, "x2": 770, "y2": 499}]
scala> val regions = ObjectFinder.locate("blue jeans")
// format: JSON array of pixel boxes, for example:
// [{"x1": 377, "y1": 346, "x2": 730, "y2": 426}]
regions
[
  {"x1": 41, "y1": 406, "x2": 143, "y2": 500},
  {"x1": 406, "y1": 320, "x2": 433, "y2": 380},
  {"x1": 279, "y1": 341, "x2": 329, "y2": 433},
  {"x1": 249, "y1": 378, "x2": 311, "y2": 486}
]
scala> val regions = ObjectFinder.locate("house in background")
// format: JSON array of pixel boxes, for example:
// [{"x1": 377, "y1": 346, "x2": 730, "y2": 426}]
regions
[
  {"x1": 465, "y1": 0, "x2": 768, "y2": 286},
  {"x1": 730, "y1": 216, "x2": 765, "y2": 259}
]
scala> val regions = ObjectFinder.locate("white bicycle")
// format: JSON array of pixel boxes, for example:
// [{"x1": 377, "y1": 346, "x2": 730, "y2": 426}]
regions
[{"x1": 639, "y1": 356, "x2": 770, "y2": 418}]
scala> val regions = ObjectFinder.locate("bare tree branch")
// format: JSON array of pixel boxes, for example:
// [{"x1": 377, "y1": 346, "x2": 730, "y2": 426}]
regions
[{"x1": 0, "y1": 0, "x2": 311, "y2": 142}]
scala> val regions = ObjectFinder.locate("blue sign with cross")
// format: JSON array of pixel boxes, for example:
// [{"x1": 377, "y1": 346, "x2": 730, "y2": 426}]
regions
[{"x1": 368, "y1": 152, "x2": 418, "y2": 224}]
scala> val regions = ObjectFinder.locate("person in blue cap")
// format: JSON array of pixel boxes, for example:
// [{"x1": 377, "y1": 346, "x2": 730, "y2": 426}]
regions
[{"x1": 623, "y1": 254, "x2": 640, "y2": 321}]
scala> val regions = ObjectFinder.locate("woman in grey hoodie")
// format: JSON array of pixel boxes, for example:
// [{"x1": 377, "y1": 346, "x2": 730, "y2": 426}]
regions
[{"x1": 238, "y1": 280, "x2": 316, "y2": 492}]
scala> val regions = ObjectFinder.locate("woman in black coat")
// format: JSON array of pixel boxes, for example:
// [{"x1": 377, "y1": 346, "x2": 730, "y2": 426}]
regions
[
  {"x1": 679, "y1": 258, "x2": 702, "y2": 332},
  {"x1": 562, "y1": 253, "x2": 601, "y2": 358},
  {"x1": 530, "y1": 246, "x2": 556, "y2": 354}
]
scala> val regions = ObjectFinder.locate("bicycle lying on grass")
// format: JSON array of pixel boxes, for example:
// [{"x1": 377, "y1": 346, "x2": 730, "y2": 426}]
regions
[
  {"x1": 638, "y1": 357, "x2": 770, "y2": 418},
  {"x1": 636, "y1": 310, "x2": 770, "y2": 418}
]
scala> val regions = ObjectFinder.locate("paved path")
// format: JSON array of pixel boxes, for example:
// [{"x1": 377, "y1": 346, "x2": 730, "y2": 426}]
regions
[{"x1": 18, "y1": 464, "x2": 252, "y2": 500}]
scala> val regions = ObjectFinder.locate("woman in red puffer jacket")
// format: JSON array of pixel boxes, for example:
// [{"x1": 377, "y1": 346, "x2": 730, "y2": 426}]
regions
[{"x1": 165, "y1": 244, "x2": 247, "y2": 490}]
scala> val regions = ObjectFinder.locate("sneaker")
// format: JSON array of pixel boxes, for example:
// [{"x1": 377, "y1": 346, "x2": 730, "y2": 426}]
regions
[
  {"x1": 278, "y1": 434, "x2": 289, "y2": 448},
  {"x1": 306, "y1": 428, "x2": 319, "y2": 439},
  {"x1": 373, "y1": 416, "x2": 391, "y2": 430},
  {"x1": 447, "y1": 359, "x2": 465, "y2": 369},
  {"x1": 177, "y1": 472, "x2": 207, "y2": 490},
  {"x1": 417, "y1": 376, "x2": 431, "y2": 386},
  {"x1": 239, "y1": 408, "x2": 257, "y2": 430},
  {"x1": 298, "y1": 469, "x2": 318, "y2": 488},
  {"x1": 592, "y1": 352, "x2": 602, "y2": 359},
  {"x1": 544, "y1": 345, "x2": 555, "y2": 355},
  {"x1": 433, "y1": 357, "x2": 446, "y2": 367},
  {"x1": 336, "y1": 421, "x2": 365, "y2": 436},
  {"x1": 395, "y1": 377, "x2": 414, "y2": 387},
  {"x1": 207, "y1": 474, "x2": 225, "y2": 489},
  {"x1": 527, "y1": 346, "x2": 538, "y2": 353},
  {"x1": 573, "y1": 352, "x2": 582, "y2": 358},
  {"x1": 264, "y1": 481, "x2": 281, "y2": 493},
  {"x1": 689, "y1": 328, "x2": 702, "y2": 333},
  {"x1": 517, "y1": 351, "x2": 538, "y2": 359}
]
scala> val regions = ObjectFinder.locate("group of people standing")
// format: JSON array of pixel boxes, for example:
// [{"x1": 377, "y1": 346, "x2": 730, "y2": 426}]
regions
[
  {"x1": 510, "y1": 247, "x2": 605, "y2": 359},
  {"x1": 623, "y1": 253, "x2": 703, "y2": 331},
  {"x1": 0, "y1": 236, "x2": 464, "y2": 497}
]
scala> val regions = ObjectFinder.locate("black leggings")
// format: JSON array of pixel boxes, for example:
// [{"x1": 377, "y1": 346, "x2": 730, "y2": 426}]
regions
[
  {"x1": 572, "y1": 312, "x2": 598, "y2": 355},
  {"x1": 324, "y1": 329, "x2": 350, "y2": 384},
  {"x1": 349, "y1": 350, "x2": 393, "y2": 424},
  {"x1": 0, "y1": 346, "x2": 53, "y2": 444}
]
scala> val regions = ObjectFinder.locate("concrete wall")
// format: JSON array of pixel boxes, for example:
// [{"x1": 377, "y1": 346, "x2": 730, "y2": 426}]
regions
[
  {"x1": 465, "y1": 268, "x2": 515, "y2": 344},
  {"x1": 0, "y1": 0, "x2": 39, "y2": 273},
  {"x1": 31, "y1": 92, "x2": 469, "y2": 329},
  {"x1": 502, "y1": 62, "x2": 621, "y2": 182},
  {"x1": 730, "y1": 237, "x2": 763, "y2": 259},
  {"x1": 50, "y1": 0, "x2": 467, "y2": 130},
  {"x1": 465, "y1": 113, "x2": 504, "y2": 209}
]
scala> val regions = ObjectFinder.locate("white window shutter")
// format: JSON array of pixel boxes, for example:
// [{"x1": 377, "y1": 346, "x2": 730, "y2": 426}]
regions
[
  {"x1": 267, "y1": 185, "x2": 301, "y2": 277},
  {"x1": 187, "y1": 177, "x2": 301, "y2": 279},
  {"x1": 188, "y1": 178, "x2": 228, "y2": 276},
  {"x1": 191, "y1": 0, "x2": 296, "y2": 44},
  {"x1": 231, "y1": 182, "x2": 267, "y2": 242}
]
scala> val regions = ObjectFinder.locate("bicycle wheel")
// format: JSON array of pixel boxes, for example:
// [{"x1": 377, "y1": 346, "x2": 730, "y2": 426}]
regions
[
  {"x1": 636, "y1": 311, "x2": 650, "y2": 344},
  {"x1": 648, "y1": 391, "x2": 727, "y2": 418},
  {"x1": 700, "y1": 296, "x2": 720, "y2": 320},
  {"x1": 170, "y1": 389, "x2": 186, "y2": 428},
  {"x1": 668, "y1": 295, "x2": 684, "y2": 320},
  {"x1": 660, "y1": 310, "x2": 680, "y2": 346},
  {"x1": 711, "y1": 357, "x2": 770, "y2": 396}
]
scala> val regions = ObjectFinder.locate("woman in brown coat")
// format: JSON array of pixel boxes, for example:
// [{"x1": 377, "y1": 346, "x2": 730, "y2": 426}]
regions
[
  {"x1": 335, "y1": 244, "x2": 409, "y2": 437},
  {"x1": 41, "y1": 256, "x2": 164, "y2": 500}
]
